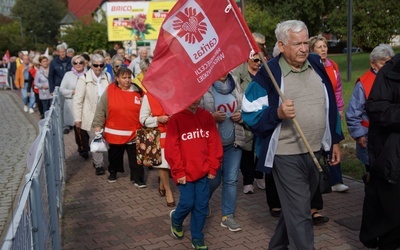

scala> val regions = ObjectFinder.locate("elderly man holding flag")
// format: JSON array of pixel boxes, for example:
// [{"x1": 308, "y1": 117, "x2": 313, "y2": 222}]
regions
[{"x1": 242, "y1": 20, "x2": 344, "y2": 249}]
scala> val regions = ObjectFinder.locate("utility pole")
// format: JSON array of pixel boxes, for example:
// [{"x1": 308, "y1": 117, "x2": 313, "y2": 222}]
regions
[{"x1": 347, "y1": 0, "x2": 352, "y2": 81}]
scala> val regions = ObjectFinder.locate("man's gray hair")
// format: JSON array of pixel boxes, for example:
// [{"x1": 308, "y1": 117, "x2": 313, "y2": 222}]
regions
[
  {"x1": 67, "y1": 48, "x2": 75, "y2": 54},
  {"x1": 272, "y1": 42, "x2": 280, "y2": 57},
  {"x1": 56, "y1": 43, "x2": 67, "y2": 51},
  {"x1": 90, "y1": 53, "x2": 105, "y2": 64},
  {"x1": 275, "y1": 20, "x2": 308, "y2": 45},
  {"x1": 138, "y1": 47, "x2": 147, "y2": 54},
  {"x1": 370, "y1": 44, "x2": 394, "y2": 63}
]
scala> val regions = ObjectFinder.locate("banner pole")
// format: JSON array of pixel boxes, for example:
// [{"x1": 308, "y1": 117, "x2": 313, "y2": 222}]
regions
[{"x1": 258, "y1": 52, "x2": 322, "y2": 171}]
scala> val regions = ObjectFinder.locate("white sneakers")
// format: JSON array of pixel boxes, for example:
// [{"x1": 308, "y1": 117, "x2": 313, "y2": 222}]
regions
[
  {"x1": 243, "y1": 185, "x2": 254, "y2": 194},
  {"x1": 255, "y1": 178, "x2": 266, "y2": 190},
  {"x1": 23, "y1": 105, "x2": 35, "y2": 114},
  {"x1": 332, "y1": 183, "x2": 349, "y2": 192}
]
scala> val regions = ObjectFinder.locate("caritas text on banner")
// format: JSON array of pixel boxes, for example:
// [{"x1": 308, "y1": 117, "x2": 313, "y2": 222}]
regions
[{"x1": 142, "y1": 0, "x2": 259, "y2": 115}]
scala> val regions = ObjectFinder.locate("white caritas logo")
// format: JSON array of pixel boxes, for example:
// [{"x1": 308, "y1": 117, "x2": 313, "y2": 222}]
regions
[{"x1": 162, "y1": 1, "x2": 219, "y2": 64}]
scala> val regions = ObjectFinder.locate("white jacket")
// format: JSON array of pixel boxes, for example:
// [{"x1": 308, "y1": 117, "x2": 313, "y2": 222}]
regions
[{"x1": 73, "y1": 69, "x2": 110, "y2": 131}]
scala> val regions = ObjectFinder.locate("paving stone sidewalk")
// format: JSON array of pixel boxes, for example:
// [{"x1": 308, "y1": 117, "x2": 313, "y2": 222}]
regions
[
  {"x1": 60, "y1": 128, "x2": 368, "y2": 249},
  {"x1": 0, "y1": 90, "x2": 36, "y2": 241}
]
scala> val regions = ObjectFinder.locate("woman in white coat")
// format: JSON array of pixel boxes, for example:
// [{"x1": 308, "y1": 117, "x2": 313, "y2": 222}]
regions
[
  {"x1": 60, "y1": 55, "x2": 89, "y2": 150},
  {"x1": 73, "y1": 54, "x2": 111, "y2": 175}
]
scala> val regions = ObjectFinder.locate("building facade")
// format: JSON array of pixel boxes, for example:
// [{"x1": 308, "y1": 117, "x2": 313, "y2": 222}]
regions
[{"x1": 0, "y1": 0, "x2": 16, "y2": 16}]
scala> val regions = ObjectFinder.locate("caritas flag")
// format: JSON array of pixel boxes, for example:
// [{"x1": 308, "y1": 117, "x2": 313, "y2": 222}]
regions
[{"x1": 143, "y1": 0, "x2": 259, "y2": 115}]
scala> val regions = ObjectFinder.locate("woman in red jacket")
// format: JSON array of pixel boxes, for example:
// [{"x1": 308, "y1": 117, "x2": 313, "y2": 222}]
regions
[{"x1": 92, "y1": 67, "x2": 145, "y2": 185}]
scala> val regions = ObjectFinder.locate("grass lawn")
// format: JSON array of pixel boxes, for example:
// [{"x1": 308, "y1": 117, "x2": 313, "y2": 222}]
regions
[{"x1": 328, "y1": 49, "x2": 399, "y2": 180}]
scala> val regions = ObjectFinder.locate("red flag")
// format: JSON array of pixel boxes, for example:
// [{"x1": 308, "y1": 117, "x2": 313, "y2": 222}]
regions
[
  {"x1": 2, "y1": 50, "x2": 10, "y2": 61},
  {"x1": 143, "y1": 0, "x2": 259, "y2": 115}
]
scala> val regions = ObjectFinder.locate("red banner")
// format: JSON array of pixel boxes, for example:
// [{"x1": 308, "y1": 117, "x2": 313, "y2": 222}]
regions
[{"x1": 143, "y1": 0, "x2": 259, "y2": 115}]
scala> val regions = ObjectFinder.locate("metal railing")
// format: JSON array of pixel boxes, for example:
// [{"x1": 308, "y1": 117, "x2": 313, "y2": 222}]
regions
[{"x1": 2, "y1": 87, "x2": 65, "y2": 250}]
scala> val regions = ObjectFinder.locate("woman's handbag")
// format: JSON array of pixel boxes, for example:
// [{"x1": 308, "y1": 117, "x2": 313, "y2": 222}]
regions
[
  {"x1": 136, "y1": 127, "x2": 162, "y2": 167},
  {"x1": 319, "y1": 154, "x2": 332, "y2": 194}
]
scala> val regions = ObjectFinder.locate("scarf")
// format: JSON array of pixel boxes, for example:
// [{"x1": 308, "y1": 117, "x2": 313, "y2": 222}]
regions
[
  {"x1": 213, "y1": 76, "x2": 235, "y2": 94},
  {"x1": 91, "y1": 70, "x2": 105, "y2": 98},
  {"x1": 71, "y1": 67, "x2": 86, "y2": 77}
]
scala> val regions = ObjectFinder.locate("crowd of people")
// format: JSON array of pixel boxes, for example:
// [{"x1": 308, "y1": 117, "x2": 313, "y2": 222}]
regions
[{"x1": 2, "y1": 18, "x2": 400, "y2": 250}]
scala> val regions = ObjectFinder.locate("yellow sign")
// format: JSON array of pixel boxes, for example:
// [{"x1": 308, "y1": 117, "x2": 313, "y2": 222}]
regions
[{"x1": 107, "y1": 1, "x2": 177, "y2": 41}]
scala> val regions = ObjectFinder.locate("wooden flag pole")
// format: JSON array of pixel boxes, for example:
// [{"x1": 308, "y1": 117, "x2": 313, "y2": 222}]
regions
[{"x1": 258, "y1": 52, "x2": 322, "y2": 171}]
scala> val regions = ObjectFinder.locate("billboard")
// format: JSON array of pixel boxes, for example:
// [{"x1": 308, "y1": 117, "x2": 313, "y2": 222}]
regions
[{"x1": 107, "y1": 1, "x2": 177, "y2": 41}]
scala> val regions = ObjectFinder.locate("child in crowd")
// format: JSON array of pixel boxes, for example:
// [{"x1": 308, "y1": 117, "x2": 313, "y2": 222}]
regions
[{"x1": 165, "y1": 98, "x2": 223, "y2": 250}]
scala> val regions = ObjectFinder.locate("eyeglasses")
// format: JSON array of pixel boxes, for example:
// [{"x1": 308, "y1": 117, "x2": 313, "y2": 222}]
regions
[
  {"x1": 73, "y1": 61, "x2": 84, "y2": 65},
  {"x1": 114, "y1": 64, "x2": 122, "y2": 68},
  {"x1": 252, "y1": 58, "x2": 261, "y2": 63},
  {"x1": 92, "y1": 63, "x2": 105, "y2": 68}
]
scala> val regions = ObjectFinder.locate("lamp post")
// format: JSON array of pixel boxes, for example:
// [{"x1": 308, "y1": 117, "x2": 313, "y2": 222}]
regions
[
  {"x1": 29, "y1": 30, "x2": 37, "y2": 45},
  {"x1": 10, "y1": 16, "x2": 23, "y2": 38},
  {"x1": 346, "y1": 0, "x2": 352, "y2": 81}
]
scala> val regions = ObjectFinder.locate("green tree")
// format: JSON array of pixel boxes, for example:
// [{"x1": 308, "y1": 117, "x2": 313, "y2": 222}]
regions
[
  {"x1": 61, "y1": 12, "x2": 111, "y2": 53},
  {"x1": 247, "y1": 0, "x2": 333, "y2": 36},
  {"x1": 243, "y1": 1, "x2": 279, "y2": 49},
  {"x1": 12, "y1": 0, "x2": 67, "y2": 47},
  {"x1": 0, "y1": 21, "x2": 25, "y2": 55},
  {"x1": 327, "y1": 0, "x2": 399, "y2": 50}
]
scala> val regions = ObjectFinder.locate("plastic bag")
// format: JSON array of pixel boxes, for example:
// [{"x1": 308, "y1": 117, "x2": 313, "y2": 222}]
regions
[{"x1": 90, "y1": 136, "x2": 108, "y2": 153}]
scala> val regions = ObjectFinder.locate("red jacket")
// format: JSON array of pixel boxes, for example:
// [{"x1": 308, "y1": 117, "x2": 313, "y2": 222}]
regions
[{"x1": 165, "y1": 107, "x2": 223, "y2": 184}]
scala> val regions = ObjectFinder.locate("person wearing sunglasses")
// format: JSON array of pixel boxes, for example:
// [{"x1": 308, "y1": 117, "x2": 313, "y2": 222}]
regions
[
  {"x1": 73, "y1": 54, "x2": 111, "y2": 176},
  {"x1": 60, "y1": 55, "x2": 87, "y2": 151}
]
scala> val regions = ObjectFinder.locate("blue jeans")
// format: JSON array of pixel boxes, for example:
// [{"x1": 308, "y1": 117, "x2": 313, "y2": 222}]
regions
[
  {"x1": 209, "y1": 144, "x2": 242, "y2": 216},
  {"x1": 172, "y1": 176, "x2": 210, "y2": 240},
  {"x1": 21, "y1": 84, "x2": 35, "y2": 108},
  {"x1": 41, "y1": 99, "x2": 52, "y2": 113}
]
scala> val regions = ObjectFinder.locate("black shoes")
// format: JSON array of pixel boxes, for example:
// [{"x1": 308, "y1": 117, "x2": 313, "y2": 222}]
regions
[
  {"x1": 270, "y1": 208, "x2": 281, "y2": 218},
  {"x1": 312, "y1": 212, "x2": 329, "y2": 225},
  {"x1": 79, "y1": 151, "x2": 89, "y2": 159},
  {"x1": 108, "y1": 172, "x2": 117, "y2": 182},
  {"x1": 134, "y1": 180, "x2": 147, "y2": 188},
  {"x1": 96, "y1": 167, "x2": 105, "y2": 176}
]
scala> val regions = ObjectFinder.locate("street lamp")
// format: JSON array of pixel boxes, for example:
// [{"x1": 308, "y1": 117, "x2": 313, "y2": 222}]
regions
[
  {"x1": 10, "y1": 16, "x2": 23, "y2": 38},
  {"x1": 29, "y1": 30, "x2": 37, "y2": 45}
]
